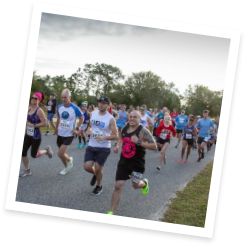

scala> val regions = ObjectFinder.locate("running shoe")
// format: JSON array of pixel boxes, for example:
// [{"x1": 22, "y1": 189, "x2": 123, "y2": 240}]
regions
[
  {"x1": 158, "y1": 147, "x2": 161, "y2": 151},
  {"x1": 66, "y1": 157, "x2": 74, "y2": 172},
  {"x1": 163, "y1": 156, "x2": 167, "y2": 165},
  {"x1": 178, "y1": 159, "x2": 183, "y2": 163},
  {"x1": 107, "y1": 211, "x2": 114, "y2": 215},
  {"x1": 142, "y1": 179, "x2": 149, "y2": 195},
  {"x1": 60, "y1": 168, "x2": 68, "y2": 175},
  {"x1": 209, "y1": 147, "x2": 212, "y2": 151},
  {"x1": 184, "y1": 159, "x2": 188, "y2": 163},
  {"x1": 45, "y1": 145, "x2": 53, "y2": 158},
  {"x1": 175, "y1": 145, "x2": 178, "y2": 148},
  {"x1": 82, "y1": 143, "x2": 87, "y2": 148},
  {"x1": 90, "y1": 175, "x2": 97, "y2": 186},
  {"x1": 45, "y1": 131, "x2": 50, "y2": 136},
  {"x1": 201, "y1": 152, "x2": 205, "y2": 159},
  {"x1": 156, "y1": 165, "x2": 161, "y2": 170},
  {"x1": 19, "y1": 169, "x2": 31, "y2": 177},
  {"x1": 78, "y1": 143, "x2": 82, "y2": 148},
  {"x1": 197, "y1": 157, "x2": 201, "y2": 162},
  {"x1": 92, "y1": 186, "x2": 103, "y2": 195}
]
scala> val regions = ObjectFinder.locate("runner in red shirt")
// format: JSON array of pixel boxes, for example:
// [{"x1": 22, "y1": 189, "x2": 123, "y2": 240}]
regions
[
  {"x1": 155, "y1": 114, "x2": 176, "y2": 170},
  {"x1": 170, "y1": 108, "x2": 179, "y2": 127}
]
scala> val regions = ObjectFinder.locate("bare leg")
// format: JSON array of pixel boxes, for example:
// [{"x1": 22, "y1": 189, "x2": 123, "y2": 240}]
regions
[
  {"x1": 57, "y1": 145, "x2": 70, "y2": 167},
  {"x1": 181, "y1": 140, "x2": 187, "y2": 159},
  {"x1": 110, "y1": 180, "x2": 126, "y2": 213},
  {"x1": 186, "y1": 145, "x2": 192, "y2": 159},
  {"x1": 22, "y1": 156, "x2": 29, "y2": 170}
]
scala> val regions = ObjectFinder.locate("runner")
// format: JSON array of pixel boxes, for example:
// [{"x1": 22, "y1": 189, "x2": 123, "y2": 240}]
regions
[
  {"x1": 174, "y1": 109, "x2": 188, "y2": 148},
  {"x1": 20, "y1": 92, "x2": 53, "y2": 177},
  {"x1": 55, "y1": 89, "x2": 84, "y2": 175},
  {"x1": 85, "y1": 104, "x2": 95, "y2": 143},
  {"x1": 45, "y1": 93, "x2": 57, "y2": 135},
  {"x1": 154, "y1": 107, "x2": 167, "y2": 131},
  {"x1": 178, "y1": 115, "x2": 198, "y2": 163},
  {"x1": 77, "y1": 102, "x2": 88, "y2": 149},
  {"x1": 170, "y1": 108, "x2": 179, "y2": 128},
  {"x1": 127, "y1": 105, "x2": 134, "y2": 114},
  {"x1": 82, "y1": 96, "x2": 118, "y2": 195},
  {"x1": 152, "y1": 108, "x2": 159, "y2": 137},
  {"x1": 195, "y1": 110, "x2": 215, "y2": 162},
  {"x1": 107, "y1": 110, "x2": 157, "y2": 215},
  {"x1": 206, "y1": 120, "x2": 217, "y2": 152},
  {"x1": 155, "y1": 114, "x2": 176, "y2": 170},
  {"x1": 139, "y1": 105, "x2": 153, "y2": 130},
  {"x1": 116, "y1": 104, "x2": 129, "y2": 133}
]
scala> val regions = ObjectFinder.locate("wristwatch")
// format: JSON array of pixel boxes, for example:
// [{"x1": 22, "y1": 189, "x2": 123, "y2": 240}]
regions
[{"x1": 136, "y1": 139, "x2": 142, "y2": 146}]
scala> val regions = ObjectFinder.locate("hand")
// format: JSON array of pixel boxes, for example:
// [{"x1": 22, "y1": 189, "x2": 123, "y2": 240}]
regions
[
  {"x1": 26, "y1": 122, "x2": 33, "y2": 127},
  {"x1": 114, "y1": 146, "x2": 119, "y2": 153},
  {"x1": 206, "y1": 131, "x2": 210, "y2": 134},
  {"x1": 94, "y1": 136, "x2": 104, "y2": 142},
  {"x1": 54, "y1": 128, "x2": 58, "y2": 135},
  {"x1": 187, "y1": 129, "x2": 192, "y2": 133}
]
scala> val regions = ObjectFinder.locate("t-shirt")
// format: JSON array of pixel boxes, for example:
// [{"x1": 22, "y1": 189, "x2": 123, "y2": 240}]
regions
[
  {"x1": 116, "y1": 110, "x2": 128, "y2": 128},
  {"x1": 196, "y1": 118, "x2": 214, "y2": 138},
  {"x1": 170, "y1": 112, "x2": 179, "y2": 124},
  {"x1": 175, "y1": 115, "x2": 189, "y2": 130},
  {"x1": 47, "y1": 99, "x2": 57, "y2": 114},
  {"x1": 155, "y1": 123, "x2": 176, "y2": 139},
  {"x1": 57, "y1": 103, "x2": 83, "y2": 137}
]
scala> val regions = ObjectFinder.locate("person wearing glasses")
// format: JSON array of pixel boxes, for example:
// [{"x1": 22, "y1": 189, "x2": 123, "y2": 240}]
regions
[
  {"x1": 55, "y1": 89, "x2": 84, "y2": 175},
  {"x1": 77, "y1": 101, "x2": 88, "y2": 149},
  {"x1": 174, "y1": 109, "x2": 189, "y2": 148},
  {"x1": 20, "y1": 92, "x2": 53, "y2": 177},
  {"x1": 45, "y1": 93, "x2": 57, "y2": 136},
  {"x1": 178, "y1": 115, "x2": 198, "y2": 163},
  {"x1": 195, "y1": 110, "x2": 215, "y2": 162}
]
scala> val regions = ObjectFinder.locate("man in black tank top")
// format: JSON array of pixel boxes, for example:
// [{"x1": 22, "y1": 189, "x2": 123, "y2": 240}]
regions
[{"x1": 107, "y1": 110, "x2": 157, "y2": 215}]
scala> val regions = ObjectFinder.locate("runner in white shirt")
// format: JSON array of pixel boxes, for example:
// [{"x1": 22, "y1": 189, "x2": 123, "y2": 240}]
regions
[
  {"x1": 139, "y1": 105, "x2": 153, "y2": 130},
  {"x1": 81, "y1": 96, "x2": 118, "y2": 195},
  {"x1": 55, "y1": 89, "x2": 84, "y2": 175}
]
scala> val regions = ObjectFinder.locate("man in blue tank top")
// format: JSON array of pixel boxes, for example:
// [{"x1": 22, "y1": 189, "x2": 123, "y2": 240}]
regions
[{"x1": 175, "y1": 109, "x2": 189, "y2": 148}]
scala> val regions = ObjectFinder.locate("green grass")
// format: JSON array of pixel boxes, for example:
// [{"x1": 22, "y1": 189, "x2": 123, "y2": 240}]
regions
[{"x1": 162, "y1": 161, "x2": 213, "y2": 227}]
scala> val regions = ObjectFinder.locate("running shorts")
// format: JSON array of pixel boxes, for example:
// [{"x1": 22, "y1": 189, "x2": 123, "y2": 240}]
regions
[
  {"x1": 183, "y1": 138, "x2": 194, "y2": 146},
  {"x1": 84, "y1": 146, "x2": 111, "y2": 166},
  {"x1": 176, "y1": 129, "x2": 183, "y2": 134},
  {"x1": 115, "y1": 164, "x2": 145, "y2": 181},
  {"x1": 156, "y1": 137, "x2": 170, "y2": 145},
  {"x1": 57, "y1": 136, "x2": 74, "y2": 148},
  {"x1": 47, "y1": 113, "x2": 55, "y2": 120}
]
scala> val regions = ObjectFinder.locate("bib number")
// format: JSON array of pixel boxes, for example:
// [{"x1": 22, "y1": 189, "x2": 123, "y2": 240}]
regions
[
  {"x1": 179, "y1": 118, "x2": 184, "y2": 124},
  {"x1": 204, "y1": 136, "x2": 210, "y2": 142},
  {"x1": 186, "y1": 133, "x2": 192, "y2": 139},
  {"x1": 160, "y1": 133, "x2": 167, "y2": 140},
  {"x1": 27, "y1": 126, "x2": 34, "y2": 136},
  {"x1": 92, "y1": 129, "x2": 103, "y2": 138},
  {"x1": 48, "y1": 106, "x2": 52, "y2": 111},
  {"x1": 60, "y1": 119, "x2": 70, "y2": 130}
]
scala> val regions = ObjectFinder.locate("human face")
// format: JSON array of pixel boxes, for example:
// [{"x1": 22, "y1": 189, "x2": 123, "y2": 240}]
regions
[
  {"x1": 121, "y1": 105, "x2": 126, "y2": 111},
  {"x1": 181, "y1": 111, "x2": 185, "y2": 115},
  {"x1": 164, "y1": 115, "x2": 171, "y2": 124},
  {"x1": 61, "y1": 92, "x2": 70, "y2": 105},
  {"x1": 88, "y1": 106, "x2": 93, "y2": 112},
  {"x1": 31, "y1": 95, "x2": 39, "y2": 105},
  {"x1": 203, "y1": 112, "x2": 208, "y2": 118},
  {"x1": 140, "y1": 107, "x2": 145, "y2": 115},
  {"x1": 81, "y1": 104, "x2": 87, "y2": 111},
  {"x1": 98, "y1": 101, "x2": 108, "y2": 112},
  {"x1": 50, "y1": 95, "x2": 54, "y2": 100},
  {"x1": 129, "y1": 112, "x2": 140, "y2": 126}
]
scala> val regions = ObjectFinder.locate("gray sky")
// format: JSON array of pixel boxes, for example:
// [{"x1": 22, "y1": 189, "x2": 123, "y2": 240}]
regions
[{"x1": 35, "y1": 13, "x2": 230, "y2": 95}]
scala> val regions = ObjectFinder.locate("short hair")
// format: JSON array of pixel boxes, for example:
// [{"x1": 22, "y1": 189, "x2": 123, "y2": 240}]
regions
[
  {"x1": 62, "y1": 89, "x2": 71, "y2": 97},
  {"x1": 130, "y1": 110, "x2": 141, "y2": 119},
  {"x1": 203, "y1": 110, "x2": 209, "y2": 114}
]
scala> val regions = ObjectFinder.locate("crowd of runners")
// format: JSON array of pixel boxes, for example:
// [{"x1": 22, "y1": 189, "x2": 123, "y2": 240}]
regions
[{"x1": 20, "y1": 89, "x2": 219, "y2": 215}]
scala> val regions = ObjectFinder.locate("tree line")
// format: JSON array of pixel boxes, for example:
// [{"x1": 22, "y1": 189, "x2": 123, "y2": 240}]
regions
[{"x1": 31, "y1": 62, "x2": 223, "y2": 117}]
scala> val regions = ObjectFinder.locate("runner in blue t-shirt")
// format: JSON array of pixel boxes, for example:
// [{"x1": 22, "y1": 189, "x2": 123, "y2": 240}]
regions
[
  {"x1": 195, "y1": 110, "x2": 215, "y2": 162},
  {"x1": 174, "y1": 109, "x2": 189, "y2": 148}
]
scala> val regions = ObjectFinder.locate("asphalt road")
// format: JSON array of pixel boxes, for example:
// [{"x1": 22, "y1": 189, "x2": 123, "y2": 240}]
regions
[{"x1": 16, "y1": 134, "x2": 215, "y2": 221}]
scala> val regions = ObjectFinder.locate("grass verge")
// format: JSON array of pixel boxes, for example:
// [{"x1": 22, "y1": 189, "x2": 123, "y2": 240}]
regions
[{"x1": 162, "y1": 161, "x2": 213, "y2": 227}]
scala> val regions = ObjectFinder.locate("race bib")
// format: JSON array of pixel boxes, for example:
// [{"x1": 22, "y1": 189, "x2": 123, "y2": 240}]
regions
[
  {"x1": 186, "y1": 133, "x2": 192, "y2": 139},
  {"x1": 59, "y1": 119, "x2": 70, "y2": 130},
  {"x1": 179, "y1": 118, "x2": 184, "y2": 124},
  {"x1": 160, "y1": 133, "x2": 167, "y2": 140},
  {"x1": 48, "y1": 106, "x2": 52, "y2": 111},
  {"x1": 204, "y1": 136, "x2": 210, "y2": 142},
  {"x1": 27, "y1": 126, "x2": 34, "y2": 136},
  {"x1": 129, "y1": 171, "x2": 142, "y2": 184},
  {"x1": 92, "y1": 128, "x2": 103, "y2": 138}
]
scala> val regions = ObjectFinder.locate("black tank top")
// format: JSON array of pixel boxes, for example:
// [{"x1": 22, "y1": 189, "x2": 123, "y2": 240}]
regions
[{"x1": 118, "y1": 124, "x2": 146, "y2": 170}]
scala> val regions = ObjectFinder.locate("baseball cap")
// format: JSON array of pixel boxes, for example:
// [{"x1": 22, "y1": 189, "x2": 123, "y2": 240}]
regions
[
  {"x1": 98, "y1": 96, "x2": 110, "y2": 104},
  {"x1": 181, "y1": 109, "x2": 185, "y2": 112},
  {"x1": 81, "y1": 102, "x2": 87, "y2": 106}
]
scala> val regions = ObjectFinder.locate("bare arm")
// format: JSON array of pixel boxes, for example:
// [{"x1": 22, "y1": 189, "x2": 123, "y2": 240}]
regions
[
  {"x1": 137, "y1": 127, "x2": 157, "y2": 150},
  {"x1": 54, "y1": 116, "x2": 60, "y2": 135},
  {"x1": 26, "y1": 108, "x2": 47, "y2": 128}
]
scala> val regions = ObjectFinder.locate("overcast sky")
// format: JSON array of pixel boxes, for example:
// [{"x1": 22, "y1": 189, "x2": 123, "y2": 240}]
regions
[{"x1": 34, "y1": 13, "x2": 230, "y2": 95}]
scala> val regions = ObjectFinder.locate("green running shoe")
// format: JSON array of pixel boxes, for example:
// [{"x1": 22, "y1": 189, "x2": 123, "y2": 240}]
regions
[
  {"x1": 142, "y1": 179, "x2": 149, "y2": 195},
  {"x1": 107, "y1": 211, "x2": 114, "y2": 215}
]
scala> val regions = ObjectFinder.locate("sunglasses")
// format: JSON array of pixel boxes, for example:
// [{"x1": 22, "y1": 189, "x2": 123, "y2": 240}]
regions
[
  {"x1": 140, "y1": 108, "x2": 145, "y2": 111},
  {"x1": 88, "y1": 107, "x2": 92, "y2": 109},
  {"x1": 31, "y1": 97, "x2": 38, "y2": 100},
  {"x1": 190, "y1": 119, "x2": 194, "y2": 121}
]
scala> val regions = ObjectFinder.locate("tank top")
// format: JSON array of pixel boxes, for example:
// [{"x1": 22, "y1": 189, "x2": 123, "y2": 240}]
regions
[
  {"x1": 118, "y1": 124, "x2": 146, "y2": 170},
  {"x1": 83, "y1": 110, "x2": 89, "y2": 124},
  {"x1": 116, "y1": 110, "x2": 128, "y2": 127},
  {"x1": 184, "y1": 124, "x2": 195, "y2": 140},
  {"x1": 89, "y1": 110, "x2": 113, "y2": 148},
  {"x1": 140, "y1": 114, "x2": 148, "y2": 127},
  {"x1": 26, "y1": 107, "x2": 41, "y2": 139}
]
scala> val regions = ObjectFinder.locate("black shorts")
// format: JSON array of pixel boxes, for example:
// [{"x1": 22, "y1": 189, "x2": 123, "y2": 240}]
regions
[
  {"x1": 22, "y1": 134, "x2": 41, "y2": 158},
  {"x1": 57, "y1": 136, "x2": 74, "y2": 148},
  {"x1": 183, "y1": 138, "x2": 194, "y2": 146},
  {"x1": 197, "y1": 137, "x2": 209, "y2": 144},
  {"x1": 84, "y1": 146, "x2": 111, "y2": 166},
  {"x1": 176, "y1": 129, "x2": 183, "y2": 134},
  {"x1": 115, "y1": 164, "x2": 145, "y2": 181},
  {"x1": 156, "y1": 137, "x2": 170, "y2": 145}
]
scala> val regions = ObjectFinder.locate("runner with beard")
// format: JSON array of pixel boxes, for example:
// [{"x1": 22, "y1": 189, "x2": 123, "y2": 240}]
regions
[{"x1": 107, "y1": 110, "x2": 157, "y2": 215}]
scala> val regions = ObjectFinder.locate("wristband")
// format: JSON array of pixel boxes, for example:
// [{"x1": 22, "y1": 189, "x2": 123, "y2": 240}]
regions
[{"x1": 136, "y1": 139, "x2": 142, "y2": 146}]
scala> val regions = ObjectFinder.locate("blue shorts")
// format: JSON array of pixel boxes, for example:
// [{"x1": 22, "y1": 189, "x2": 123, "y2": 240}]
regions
[
  {"x1": 47, "y1": 113, "x2": 55, "y2": 120},
  {"x1": 84, "y1": 146, "x2": 111, "y2": 166}
]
